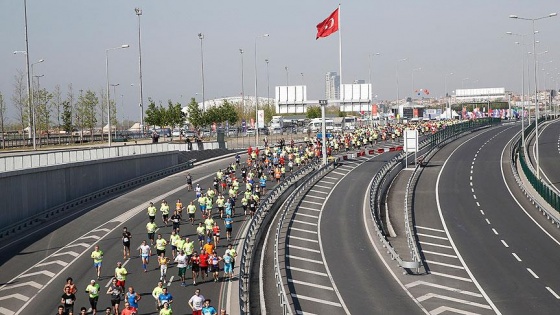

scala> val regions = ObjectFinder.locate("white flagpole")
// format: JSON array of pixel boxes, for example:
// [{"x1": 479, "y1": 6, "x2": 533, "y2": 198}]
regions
[{"x1": 338, "y1": 4, "x2": 342, "y2": 101}]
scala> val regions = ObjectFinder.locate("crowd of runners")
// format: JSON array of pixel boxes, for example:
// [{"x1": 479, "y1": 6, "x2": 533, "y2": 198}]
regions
[{"x1": 55, "y1": 120, "x2": 455, "y2": 315}]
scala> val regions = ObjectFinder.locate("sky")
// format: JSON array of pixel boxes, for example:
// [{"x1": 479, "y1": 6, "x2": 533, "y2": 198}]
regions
[{"x1": 2, "y1": 0, "x2": 560, "y2": 123}]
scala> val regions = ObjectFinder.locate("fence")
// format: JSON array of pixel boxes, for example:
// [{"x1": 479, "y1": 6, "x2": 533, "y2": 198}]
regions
[{"x1": 0, "y1": 141, "x2": 221, "y2": 173}]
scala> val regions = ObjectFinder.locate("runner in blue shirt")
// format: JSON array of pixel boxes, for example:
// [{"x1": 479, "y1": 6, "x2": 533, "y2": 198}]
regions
[
  {"x1": 201, "y1": 299, "x2": 217, "y2": 315},
  {"x1": 157, "y1": 287, "x2": 173, "y2": 310}
]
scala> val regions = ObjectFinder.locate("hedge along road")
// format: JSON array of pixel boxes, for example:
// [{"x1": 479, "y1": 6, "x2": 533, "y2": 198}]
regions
[{"x1": 0, "y1": 153, "x2": 249, "y2": 315}]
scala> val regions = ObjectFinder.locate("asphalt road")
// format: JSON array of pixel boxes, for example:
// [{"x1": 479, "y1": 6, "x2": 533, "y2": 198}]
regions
[
  {"x1": 436, "y1": 124, "x2": 560, "y2": 313},
  {"x1": 0, "y1": 154, "x2": 250, "y2": 315}
]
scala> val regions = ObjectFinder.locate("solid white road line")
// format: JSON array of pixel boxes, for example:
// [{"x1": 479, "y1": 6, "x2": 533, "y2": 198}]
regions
[
  {"x1": 430, "y1": 271, "x2": 473, "y2": 282},
  {"x1": 288, "y1": 245, "x2": 320, "y2": 253},
  {"x1": 290, "y1": 227, "x2": 317, "y2": 234},
  {"x1": 422, "y1": 250, "x2": 458, "y2": 259},
  {"x1": 289, "y1": 235, "x2": 319, "y2": 243},
  {"x1": 405, "y1": 280, "x2": 481, "y2": 297},
  {"x1": 424, "y1": 260, "x2": 465, "y2": 270},
  {"x1": 291, "y1": 293, "x2": 342, "y2": 307},
  {"x1": 416, "y1": 233, "x2": 448, "y2": 240},
  {"x1": 546, "y1": 287, "x2": 560, "y2": 299},
  {"x1": 527, "y1": 268, "x2": 539, "y2": 279},
  {"x1": 292, "y1": 220, "x2": 317, "y2": 226},
  {"x1": 415, "y1": 226, "x2": 445, "y2": 233},
  {"x1": 297, "y1": 213, "x2": 319, "y2": 219},
  {"x1": 286, "y1": 255, "x2": 323, "y2": 264},
  {"x1": 289, "y1": 279, "x2": 334, "y2": 291},
  {"x1": 419, "y1": 241, "x2": 452, "y2": 249},
  {"x1": 287, "y1": 266, "x2": 328, "y2": 276}
]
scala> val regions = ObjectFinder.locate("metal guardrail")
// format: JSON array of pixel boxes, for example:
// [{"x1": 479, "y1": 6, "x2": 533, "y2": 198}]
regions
[
  {"x1": 273, "y1": 162, "x2": 334, "y2": 315},
  {"x1": 370, "y1": 118, "x2": 497, "y2": 272},
  {"x1": 0, "y1": 141, "x2": 222, "y2": 173},
  {"x1": 238, "y1": 161, "x2": 319, "y2": 314},
  {"x1": 510, "y1": 122, "x2": 560, "y2": 228}
]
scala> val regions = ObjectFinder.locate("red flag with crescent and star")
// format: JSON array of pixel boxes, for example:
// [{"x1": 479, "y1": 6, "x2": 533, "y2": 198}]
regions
[{"x1": 316, "y1": 8, "x2": 339, "y2": 40}]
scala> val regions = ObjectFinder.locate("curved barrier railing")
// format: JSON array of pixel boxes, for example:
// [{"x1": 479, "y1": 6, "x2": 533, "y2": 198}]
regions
[
  {"x1": 238, "y1": 161, "x2": 320, "y2": 314},
  {"x1": 273, "y1": 162, "x2": 335, "y2": 315},
  {"x1": 511, "y1": 119, "x2": 560, "y2": 227},
  {"x1": 371, "y1": 118, "x2": 498, "y2": 273}
]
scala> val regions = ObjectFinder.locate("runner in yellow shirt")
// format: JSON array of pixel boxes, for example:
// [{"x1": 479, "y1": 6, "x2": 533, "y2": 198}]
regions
[
  {"x1": 90, "y1": 245, "x2": 103, "y2": 280},
  {"x1": 160, "y1": 200, "x2": 170, "y2": 227}
]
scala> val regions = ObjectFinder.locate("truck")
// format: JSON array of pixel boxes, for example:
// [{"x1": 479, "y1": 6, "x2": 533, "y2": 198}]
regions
[
  {"x1": 269, "y1": 116, "x2": 284, "y2": 134},
  {"x1": 303, "y1": 118, "x2": 334, "y2": 133}
]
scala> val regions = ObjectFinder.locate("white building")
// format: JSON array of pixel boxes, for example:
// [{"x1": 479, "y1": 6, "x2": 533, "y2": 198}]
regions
[{"x1": 325, "y1": 72, "x2": 340, "y2": 100}]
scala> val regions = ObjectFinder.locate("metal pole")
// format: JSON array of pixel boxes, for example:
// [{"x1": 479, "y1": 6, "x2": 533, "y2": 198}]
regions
[
  {"x1": 23, "y1": 0, "x2": 35, "y2": 149},
  {"x1": 135, "y1": 8, "x2": 145, "y2": 135},
  {"x1": 254, "y1": 37, "x2": 259, "y2": 147},
  {"x1": 240, "y1": 49, "x2": 245, "y2": 119},
  {"x1": 320, "y1": 100, "x2": 328, "y2": 165},
  {"x1": 266, "y1": 59, "x2": 270, "y2": 106},
  {"x1": 111, "y1": 84, "x2": 119, "y2": 138},
  {"x1": 198, "y1": 33, "x2": 205, "y2": 112},
  {"x1": 532, "y1": 19, "x2": 540, "y2": 179},
  {"x1": 106, "y1": 49, "x2": 112, "y2": 146}
]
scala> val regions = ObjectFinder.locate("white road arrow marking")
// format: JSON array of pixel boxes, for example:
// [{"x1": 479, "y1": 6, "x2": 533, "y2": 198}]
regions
[
  {"x1": 0, "y1": 306, "x2": 16, "y2": 315},
  {"x1": 35, "y1": 260, "x2": 68, "y2": 268},
  {"x1": 0, "y1": 293, "x2": 29, "y2": 302},
  {"x1": 52, "y1": 251, "x2": 80, "y2": 258},
  {"x1": 4, "y1": 281, "x2": 42, "y2": 290},
  {"x1": 417, "y1": 293, "x2": 491, "y2": 309},
  {"x1": 19, "y1": 270, "x2": 55, "y2": 278}
]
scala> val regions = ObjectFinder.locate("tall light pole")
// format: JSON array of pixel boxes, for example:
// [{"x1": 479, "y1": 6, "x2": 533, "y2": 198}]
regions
[
  {"x1": 134, "y1": 8, "x2": 145, "y2": 135},
  {"x1": 444, "y1": 72, "x2": 454, "y2": 117},
  {"x1": 30, "y1": 59, "x2": 44, "y2": 149},
  {"x1": 265, "y1": 59, "x2": 270, "y2": 106},
  {"x1": 33, "y1": 74, "x2": 44, "y2": 144},
  {"x1": 461, "y1": 77, "x2": 469, "y2": 89},
  {"x1": 510, "y1": 12, "x2": 557, "y2": 179},
  {"x1": 198, "y1": 33, "x2": 206, "y2": 112},
  {"x1": 240, "y1": 49, "x2": 245, "y2": 119},
  {"x1": 254, "y1": 33, "x2": 269, "y2": 147},
  {"x1": 411, "y1": 67, "x2": 422, "y2": 96},
  {"x1": 22, "y1": 0, "x2": 35, "y2": 149},
  {"x1": 106, "y1": 44, "x2": 129, "y2": 146},
  {"x1": 111, "y1": 83, "x2": 120, "y2": 136},
  {"x1": 368, "y1": 52, "x2": 381, "y2": 101},
  {"x1": 396, "y1": 58, "x2": 407, "y2": 111}
]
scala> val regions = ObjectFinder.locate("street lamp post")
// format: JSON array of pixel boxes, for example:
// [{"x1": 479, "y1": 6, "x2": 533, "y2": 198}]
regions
[
  {"x1": 444, "y1": 72, "x2": 454, "y2": 118},
  {"x1": 510, "y1": 12, "x2": 557, "y2": 179},
  {"x1": 33, "y1": 74, "x2": 44, "y2": 145},
  {"x1": 368, "y1": 52, "x2": 381, "y2": 101},
  {"x1": 30, "y1": 59, "x2": 44, "y2": 149},
  {"x1": 265, "y1": 59, "x2": 270, "y2": 106},
  {"x1": 111, "y1": 83, "x2": 120, "y2": 137},
  {"x1": 254, "y1": 33, "x2": 269, "y2": 147},
  {"x1": 396, "y1": 58, "x2": 407, "y2": 111},
  {"x1": 106, "y1": 44, "x2": 129, "y2": 147},
  {"x1": 134, "y1": 8, "x2": 145, "y2": 135},
  {"x1": 198, "y1": 33, "x2": 206, "y2": 112},
  {"x1": 240, "y1": 49, "x2": 245, "y2": 118}
]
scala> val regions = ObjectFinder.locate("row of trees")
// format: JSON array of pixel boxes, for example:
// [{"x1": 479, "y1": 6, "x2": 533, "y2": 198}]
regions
[{"x1": 1, "y1": 70, "x2": 119, "y2": 144}]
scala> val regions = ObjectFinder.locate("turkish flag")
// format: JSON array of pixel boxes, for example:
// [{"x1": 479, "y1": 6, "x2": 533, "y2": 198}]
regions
[{"x1": 316, "y1": 8, "x2": 339, "y2": 40}]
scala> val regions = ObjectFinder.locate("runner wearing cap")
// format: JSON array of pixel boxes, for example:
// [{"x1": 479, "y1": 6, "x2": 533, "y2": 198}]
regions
[{"x1": 85, "y1": 279, "x2": 100, "y2": 315}]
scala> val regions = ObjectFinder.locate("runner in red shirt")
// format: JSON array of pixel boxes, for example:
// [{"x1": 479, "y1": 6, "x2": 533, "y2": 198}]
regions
[
  {"x1": 198, "y1": 250, "x2": 210, "y2": 283},
  {"x1": 247, "y1": 146, "x2": 252, "y2": 156}
]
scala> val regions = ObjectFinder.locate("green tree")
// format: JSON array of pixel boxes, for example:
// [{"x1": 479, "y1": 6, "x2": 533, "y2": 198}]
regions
[
  {"x1": 166, "y1": 100, "x2": 184, "y2": 139},
  {"x1": 77, "y1": 90, "x2": 98, "y2": 142},
  {"x1": 186, "y1": 97, "x2": 203, "y2": 130},
  {"x1": 35, "y1": 87, "x2": 53, "y2": 143},
  {"x1": 220, "y1": 99, "x2": 239, "y2": 126},
  {"x1": 144, "y1": 98, "x2": 165, "y2": 129},
  {"x1": 61, "y1": 100, "x2": 73, "y2": 135},
  {"x1": 261, "y1": 102, "x2": 275, "y2": 125},
  {"x1": 306, "y1": 106, "x2": 321, "y2": 119},
  {"x1": 66, "y1": 83, "x2": 75, "y2": 142},
  {"x1": 11, "y1": 70, "x2": 28, "y2": 140}
]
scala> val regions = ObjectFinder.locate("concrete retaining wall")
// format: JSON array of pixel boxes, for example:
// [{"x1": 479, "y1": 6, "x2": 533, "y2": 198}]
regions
[{"x1": 0, "y1": 152, "x2": 179, "y2": 230}]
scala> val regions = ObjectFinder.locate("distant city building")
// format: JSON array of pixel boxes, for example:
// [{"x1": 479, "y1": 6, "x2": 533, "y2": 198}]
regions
[
  {"x1": 353, "y1": 79, "x2": 366, "y2": 84},
  {"x1": 325, "y1": 72, "x2": 340, "y2": 100}
]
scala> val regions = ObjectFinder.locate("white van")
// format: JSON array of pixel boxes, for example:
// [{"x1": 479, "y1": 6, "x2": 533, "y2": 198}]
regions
[{"x1": 304, "y1": 118, "x2": 334, "y2": 133}]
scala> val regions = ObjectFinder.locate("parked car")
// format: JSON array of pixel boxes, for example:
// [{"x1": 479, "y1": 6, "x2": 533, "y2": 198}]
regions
[
  {"x1": 200, "y1": 129, "x2": 211, "y2": 137},
  {"x1": 245, "y1": 128, "x2": 255, "y2": 136},
  {"x1": 184, "y1": 130, "x2": 197, "y2": 138},
  {"x1": 172, "y1": 128, "x2": 181, "y2": 137}
]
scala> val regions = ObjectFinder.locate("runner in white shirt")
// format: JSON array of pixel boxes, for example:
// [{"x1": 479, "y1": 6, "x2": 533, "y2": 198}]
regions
[
  {"x1": 188, "y1": 289, "x2": 205, "y2": 313},
  {"x1": 174, "y1": 251, "x2": 188, "y2": 286},
  {"x1": 139, "y1": 240, "x2": 152, "y2": 272}
]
